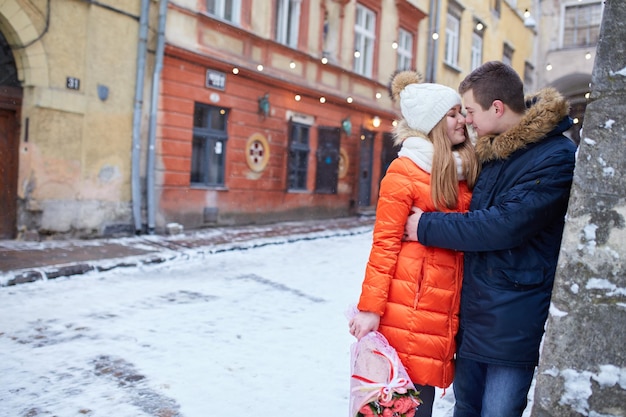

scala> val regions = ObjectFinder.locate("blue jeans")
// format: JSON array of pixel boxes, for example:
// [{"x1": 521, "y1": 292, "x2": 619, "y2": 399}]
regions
[{"x1": 453, "y1": 357, "x2": 535, "y2": 417}]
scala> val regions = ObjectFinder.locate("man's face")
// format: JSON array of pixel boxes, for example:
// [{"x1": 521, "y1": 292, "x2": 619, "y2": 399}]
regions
[{"x1": 462, "y1": 90, "x2": 498, "y2": 137}]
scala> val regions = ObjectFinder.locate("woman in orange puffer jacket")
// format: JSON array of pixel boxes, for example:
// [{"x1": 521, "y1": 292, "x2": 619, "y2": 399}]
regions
[{"x1": 349, "y1": 71, "x2": 479, "y2": 417}]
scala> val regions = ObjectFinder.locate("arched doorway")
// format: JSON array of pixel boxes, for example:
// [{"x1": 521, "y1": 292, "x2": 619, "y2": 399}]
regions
[
  {"x1": 549, "y1": 72, "x2": 591, "y2": 146},
  {"x1": 0, "y1": 30, "x2": 22, "y2": 238}
]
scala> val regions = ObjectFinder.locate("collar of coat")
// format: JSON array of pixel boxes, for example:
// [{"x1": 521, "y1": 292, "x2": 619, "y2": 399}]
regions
[
  {"x1": 395, "y1": 132, "x2": 465, "y2": 180},
  {"x1": 475, "y1": 87, "x2": 570, "y2": 163}
]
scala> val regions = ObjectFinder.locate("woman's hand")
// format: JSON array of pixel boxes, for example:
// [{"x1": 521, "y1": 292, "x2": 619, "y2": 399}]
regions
[
  {"x1": 403, "y1": 206, "x2": 423, "y2": 241},
  {"x1": 348, "y1": 311, "x2": 381, "y2": 340}
]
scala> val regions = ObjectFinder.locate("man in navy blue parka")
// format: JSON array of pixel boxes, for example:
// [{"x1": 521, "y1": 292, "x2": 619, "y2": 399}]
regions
[{"x1": 404, "y1": 61, "x2": 577, "y2": 417}]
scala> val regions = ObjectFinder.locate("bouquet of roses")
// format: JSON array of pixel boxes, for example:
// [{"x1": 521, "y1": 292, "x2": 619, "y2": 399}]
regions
[
  {"x1": 348, "y1": 309, "x2": 421, "y2": 417},
  {"x1": 356, "y1": 388, "x2": 421, "y2": 417}
]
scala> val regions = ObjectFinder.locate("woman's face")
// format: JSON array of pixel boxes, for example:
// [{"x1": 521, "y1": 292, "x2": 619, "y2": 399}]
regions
[{"x1": 445, "y1": 105, "x2": 467, "y2": 146}]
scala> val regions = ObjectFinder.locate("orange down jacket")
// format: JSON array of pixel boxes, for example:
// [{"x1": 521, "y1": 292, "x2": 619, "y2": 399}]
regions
[{"x1": 357, "y1": 154, "x2": 472, "y2": 388}]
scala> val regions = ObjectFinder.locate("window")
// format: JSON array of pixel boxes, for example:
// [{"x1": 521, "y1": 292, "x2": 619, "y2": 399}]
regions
[
  {"x1": 470, "y1": 31, "x2": 483, "y2": 70},
  {"x1": 191, "y1": 103, "x2": 228, "y2": 187},
  {"x1": 287, "y1": 122, "x2": 310, "y2": 190},
  {"x1": 444, "y1": 11, "x2": 460, "y2": 67},
  {"x1": 524, "y1": 61, "x2": 534, "y2": 92},
  {"x1": 562, "y1": 1, "x2": 603, "y2": 48},
  {"x1": 493, "y1": 0, "x2": 502, "y2": 17},
  {"x1": 380, "y1": 132, "x2": 400, "y2": 182},
  {"x1": 353, "y1": 4, "x2": 376, "y2": 77},
  {"x1": 315, "y1": 127, "x2": 341, "y2": 194},
  {"x1": 276, "y1": 0, "x2": 301, "y2": 48},
  {"x1": 206, "y1": 0, "x2": 241, "y2": 25},
  {"x1": 396, "y1": 28, "x2": 413, "y2": 71},
  {"x1": 502, "y1": 43, "x2": 514, "y2": 67}
]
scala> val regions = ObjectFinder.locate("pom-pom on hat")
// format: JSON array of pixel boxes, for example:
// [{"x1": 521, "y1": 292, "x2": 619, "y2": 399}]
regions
[{"x1": 390, "y1": 71, "x2": 462, "y2": 135}]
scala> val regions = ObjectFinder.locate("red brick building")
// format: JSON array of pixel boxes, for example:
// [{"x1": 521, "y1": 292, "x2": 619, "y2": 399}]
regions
[{"x1": 156, "y1": 1, "x2": 426, "y2": 229}]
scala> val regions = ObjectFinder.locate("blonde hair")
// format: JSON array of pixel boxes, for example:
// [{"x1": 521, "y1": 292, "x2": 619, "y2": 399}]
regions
[{"x1": 429, "y1": 119, "x2": 479, "y2": 210}]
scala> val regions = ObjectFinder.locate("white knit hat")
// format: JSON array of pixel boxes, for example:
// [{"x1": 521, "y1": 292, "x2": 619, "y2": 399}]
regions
[
  {"x1": 391, "y1": 71, "x2": 461, "y2": 135},
  {"x1": 397, "y1": 80, "x2": 462, "y2": 135}
]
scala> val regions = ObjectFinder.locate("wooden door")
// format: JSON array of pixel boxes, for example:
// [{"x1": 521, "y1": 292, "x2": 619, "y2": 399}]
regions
[
  {"x1": 0, "y1": 108, "x2": 18, "y2": 238},
  {"x1": 358, "y1": 130, "x2": 375, "y2": 207}
]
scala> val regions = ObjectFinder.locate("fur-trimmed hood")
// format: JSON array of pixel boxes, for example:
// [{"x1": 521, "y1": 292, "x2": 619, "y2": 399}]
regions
[
  {"x1": 475, "y1": 88, "x2": 571, "y2": 163},
  {"x1": 393, "y1": 118, "x2": 429, "y2": 147}
]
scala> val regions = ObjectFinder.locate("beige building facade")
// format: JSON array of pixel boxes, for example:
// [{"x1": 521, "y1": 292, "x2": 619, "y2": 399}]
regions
[{"x1": 0, "y1": 1, "x2": 158, "y2": 238}]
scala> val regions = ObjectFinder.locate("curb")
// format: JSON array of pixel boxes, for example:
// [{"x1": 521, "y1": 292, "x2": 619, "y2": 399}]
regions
[{"x1": 1, "y1": 217, "x2": 374, "y2": 287}]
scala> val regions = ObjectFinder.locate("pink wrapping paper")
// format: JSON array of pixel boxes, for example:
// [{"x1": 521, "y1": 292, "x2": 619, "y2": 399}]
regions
[{"x1": 348, "y1": 309, "x2": 421, "y2": 417}]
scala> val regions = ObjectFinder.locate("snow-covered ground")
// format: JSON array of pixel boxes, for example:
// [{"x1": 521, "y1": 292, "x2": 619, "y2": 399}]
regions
[{"x1": 0, "y1": 229, "x2": 533, "y2": 416}]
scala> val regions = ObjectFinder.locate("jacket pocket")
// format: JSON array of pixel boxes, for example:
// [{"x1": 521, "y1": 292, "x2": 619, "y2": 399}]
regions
[
  {"x1": 389, "y1": 252, "x2": 424, "y2": 309},
  {"x1": 498, "y1": 268, "x2": 545, "y2": 289}
]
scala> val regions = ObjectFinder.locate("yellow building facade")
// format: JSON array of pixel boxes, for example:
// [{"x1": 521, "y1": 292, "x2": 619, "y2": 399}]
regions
[
  {"x1": 0, "y1": 1, "x2": 158, "y2": 238},
  {"x1": 419, "y1": 0, "x2": 537, "y2": 90}
]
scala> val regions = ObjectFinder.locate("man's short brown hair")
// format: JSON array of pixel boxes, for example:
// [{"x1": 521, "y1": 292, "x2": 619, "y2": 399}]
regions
[{"x1": 459, "y1": 61, "x2": 526, "y2": 114}]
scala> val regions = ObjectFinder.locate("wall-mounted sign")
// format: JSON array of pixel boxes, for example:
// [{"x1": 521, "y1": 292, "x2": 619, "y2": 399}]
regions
[
  {"x1": 206, "y1": 69, "x2": 226, "y2": 91},
  {"x1": 66, "y1": 77, "x2": 80, "y2": 90}
]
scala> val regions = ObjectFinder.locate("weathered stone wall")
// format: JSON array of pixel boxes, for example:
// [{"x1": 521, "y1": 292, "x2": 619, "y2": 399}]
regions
[{"x1": 531, "y1": 0, "x2": 626, "y2": 415}]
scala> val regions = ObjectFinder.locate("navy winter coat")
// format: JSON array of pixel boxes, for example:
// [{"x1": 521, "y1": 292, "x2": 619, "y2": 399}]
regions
[{"x1": 417, "y1": 88, "x2": 577, "y2": 367}]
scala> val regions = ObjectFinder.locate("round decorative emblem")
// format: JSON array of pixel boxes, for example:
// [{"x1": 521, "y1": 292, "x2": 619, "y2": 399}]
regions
[
  {"x1": 245, "y1": 133, "x2": 270, "y2": 172},
  {"x1": 338, "y1": 148, "x2": 349, "y2": 179}
]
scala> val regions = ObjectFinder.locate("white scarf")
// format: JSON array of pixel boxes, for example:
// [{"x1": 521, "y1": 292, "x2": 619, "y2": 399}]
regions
[{"x1": 397, "y1": 136, "x2": 465, "y2": 180}]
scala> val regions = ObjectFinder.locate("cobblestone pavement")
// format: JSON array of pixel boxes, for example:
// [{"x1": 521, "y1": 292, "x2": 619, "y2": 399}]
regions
[{"x1": 0, "y1": 216, "x2": 374, "y2": 287}]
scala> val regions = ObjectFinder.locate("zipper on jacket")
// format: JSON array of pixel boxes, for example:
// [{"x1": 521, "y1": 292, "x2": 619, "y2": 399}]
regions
[
  {"x1": 443, "y1": 252, "x2": 464, "y2": 387},
  {"x1": 413, "y1": 257, "x2": 426, "y2": 309}
]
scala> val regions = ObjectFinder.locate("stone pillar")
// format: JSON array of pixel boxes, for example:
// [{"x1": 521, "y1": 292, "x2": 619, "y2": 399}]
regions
[{"x1": 531, "y1": 0, "x2": 626, "y2": 416}]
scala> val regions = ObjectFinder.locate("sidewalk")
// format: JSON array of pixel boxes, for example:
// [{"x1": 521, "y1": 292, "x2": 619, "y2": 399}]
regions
[{"x1": 0, "y1": 215, "x2": 374, "y2": 287}]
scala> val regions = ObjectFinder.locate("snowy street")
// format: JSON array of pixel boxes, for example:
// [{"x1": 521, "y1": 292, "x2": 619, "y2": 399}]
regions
[{"x1": 0, "y1": 229, "x2": 458, "y2": 416}]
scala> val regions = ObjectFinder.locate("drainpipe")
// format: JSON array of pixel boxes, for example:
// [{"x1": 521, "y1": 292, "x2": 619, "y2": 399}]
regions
[
  {"x1": 146, "y1": 0, "x2": 168, "y2": 234},
  {"x1": 431, "y1": 0, "x2": 438, "y2": 83},
  {"x1": 131, "y1": 0, "x2": 150, "y2": 234},
  {"x1": 426, "y1": 0, "x2": 441, "y2": 83}
]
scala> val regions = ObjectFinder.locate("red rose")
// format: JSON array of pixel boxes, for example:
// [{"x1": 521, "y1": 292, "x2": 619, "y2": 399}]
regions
[
  {"x1": 393, "y1": 396, "x2": 416, "y2": 414},
  {"x1": 382, "y1": 408, "x2": 394, "y2": 417},
  {"x1": 359, "y1": 404, "x2": 375, "y2": 417}
]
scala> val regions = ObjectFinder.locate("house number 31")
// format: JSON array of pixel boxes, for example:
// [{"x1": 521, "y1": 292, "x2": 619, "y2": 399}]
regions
[{"x1": 66, "y1": 77, "x2": 80, "y2": 90}]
